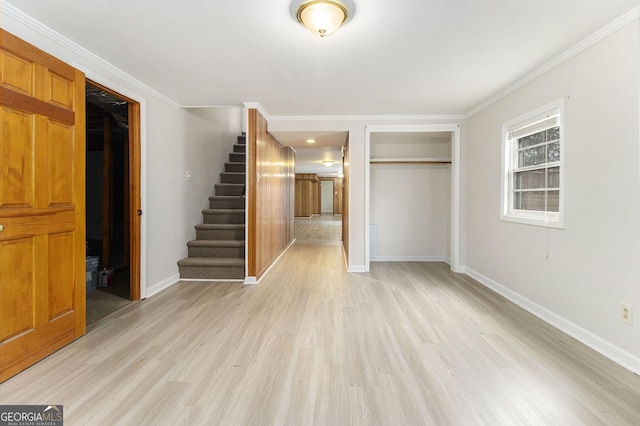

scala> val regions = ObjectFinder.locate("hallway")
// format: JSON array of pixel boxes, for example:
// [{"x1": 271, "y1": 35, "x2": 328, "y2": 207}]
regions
[{"x1": 1, "y1": 216, "x2": 640, "y2": 424}]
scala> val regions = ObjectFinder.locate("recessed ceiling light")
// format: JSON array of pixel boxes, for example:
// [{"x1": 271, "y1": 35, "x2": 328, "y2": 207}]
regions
[
  {"x1": 323, "y1": 160, "x2": 334, "y2": 166},
  {"x1": 306, "y1": 139, "x2": 317, "y2": 143}
]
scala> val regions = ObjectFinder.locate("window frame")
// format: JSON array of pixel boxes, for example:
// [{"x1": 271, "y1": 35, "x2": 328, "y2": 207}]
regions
[{"x1": 501, "y1": 99, "x2": 565, "y2": 229}]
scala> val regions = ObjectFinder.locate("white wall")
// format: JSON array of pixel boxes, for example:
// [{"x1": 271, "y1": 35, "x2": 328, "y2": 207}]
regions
[
  {"x1": 465, "y1": 21, "x2": 640, "y2": 371},
  {"x1": 2, "y1": 10, "x2": 243, "y2": 298},
  {"x1": 370, "y1": 164, "x2": 450, "y2": 261}
]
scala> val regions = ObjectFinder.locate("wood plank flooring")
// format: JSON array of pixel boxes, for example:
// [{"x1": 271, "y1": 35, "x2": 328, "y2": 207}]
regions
[{"x1": 1, "y1": 214, "x2": 640, "y2": 425}]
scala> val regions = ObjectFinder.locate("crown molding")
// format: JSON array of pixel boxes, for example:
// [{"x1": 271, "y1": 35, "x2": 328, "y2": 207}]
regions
[
  {"x1": 267, "y1": 113, "x2": 466, "y2": 122},
  {"x1": 1, "y1": 1, "x2": 181, "y2": 109},
  {"x1": 243, "y1": 102, "x2": 270, "y2": 119},
  {"x1": 466, "y1": 6, "x2": 640, "y2": 118}
]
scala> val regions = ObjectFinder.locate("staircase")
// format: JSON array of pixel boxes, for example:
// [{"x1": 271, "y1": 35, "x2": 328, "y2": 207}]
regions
[{"x1": 177, "y1": 134, "x2": 246, "y2": 280}]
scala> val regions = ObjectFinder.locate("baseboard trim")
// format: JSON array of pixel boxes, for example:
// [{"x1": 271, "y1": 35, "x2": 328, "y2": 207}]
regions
[
  {"x1": 244, "y1": 276, "x2": 258, "y2": 285},
  {"x1": 347, "y1": 265, "x2": 366, "y2": 273},
  {"x1": 244, "y1": 238, "x2": 296, "y2": 285},
  {"x1": 180, "y1": 278, "x2": 244, "y2": 283},
  {"x1": 370, "y1": 256, "x2": 448, "y2": 262},
  {"x1": 465, "y1": 267, "x2": 640, "y2": 375},
  {"x1": 146, "y1": 273, "x2": 180, "y2": 298}
]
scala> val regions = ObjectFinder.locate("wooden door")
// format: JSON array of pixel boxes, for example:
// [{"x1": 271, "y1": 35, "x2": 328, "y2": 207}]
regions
[{"x1": 0, "y1": 30, "x2": 86, "y2": 382}]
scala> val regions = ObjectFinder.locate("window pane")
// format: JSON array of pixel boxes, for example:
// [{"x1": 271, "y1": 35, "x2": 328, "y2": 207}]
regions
[
  {"x1": 514, "y1": 190, "x2": 559, "y2": 212},
  {"x1": 514, "y1": 169, "x2": 545, "y2": 190},
  {"x1": 547, "y1": 190, "x2": 559, "y2": 212},
  {"x1": 546, "y1": 126, "x2": 560, "y2": 142},
  {"x1": 547, "y1": 166, "x2": 560, "y2": 189},
  {"x1": 514, "y1": 191, "x2": 546, "y2": 211},
  {"x1": 518, "y1": 131, "x2": 544, "y2": 149},
  {"x1": 547, "y1": 141, "x2": 560, "y2": 162},
  {"x1": 518, "y1": 145, "x2": 546, "y2": 167}
]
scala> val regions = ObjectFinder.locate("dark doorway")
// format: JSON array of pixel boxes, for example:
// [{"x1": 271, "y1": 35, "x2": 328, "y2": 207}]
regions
[{"x1": 85, "y1": 83, "x2": 131, "y2": 323}]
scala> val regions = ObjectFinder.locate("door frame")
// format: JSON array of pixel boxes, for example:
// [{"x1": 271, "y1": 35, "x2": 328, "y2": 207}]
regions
[
  {"x1": 86, "y1": 78, "x2": 144, "y2": 300},
  {"x1": 364, "y1": 124, "x2": 462, "y2": 273}
]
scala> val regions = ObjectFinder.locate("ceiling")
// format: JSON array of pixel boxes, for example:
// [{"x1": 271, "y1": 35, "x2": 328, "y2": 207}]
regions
[
  {"x1": 5, "y1": 0, "x2": 637, "y2": 173},
  {"x1": 270, "y1": 130, "x2": 347, "y2": 176}
]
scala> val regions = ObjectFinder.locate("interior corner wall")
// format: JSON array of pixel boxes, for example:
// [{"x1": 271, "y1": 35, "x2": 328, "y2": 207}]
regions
[
  {"x1": 1, "y1": 14, "x2": 243, "y2": 298},
  {"x1": 465, "y1": 21, "x2": 640, "y2": 370}
]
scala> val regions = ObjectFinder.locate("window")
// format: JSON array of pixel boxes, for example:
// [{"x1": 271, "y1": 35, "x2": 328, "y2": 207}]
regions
[{"x1": 501, "y1": 99, "x2": 564, "y2": 228}]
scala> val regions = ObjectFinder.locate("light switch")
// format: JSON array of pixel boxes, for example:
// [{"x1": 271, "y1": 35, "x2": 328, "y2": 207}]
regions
[{"x1": 186, "y1": 171, "x2": 193, "y2": 181}]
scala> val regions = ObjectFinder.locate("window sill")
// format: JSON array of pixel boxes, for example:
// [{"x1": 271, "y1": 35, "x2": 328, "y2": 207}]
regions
[{"x1": 501, "y1": 212, "x2": 564, "y2": 229}]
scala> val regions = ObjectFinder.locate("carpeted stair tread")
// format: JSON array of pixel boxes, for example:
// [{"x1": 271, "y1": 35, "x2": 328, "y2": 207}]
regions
[
  {"x1": 195, "y1": 224, "x2": 245, "y2": 230},
  {"x1": 208, "y1": 195, "x2": 244, "y2": 201},
  {"x1": 178, "y1": 257, "x2": 244, "y2": 267},
  {"x1": 209, "y1": 196, "x2": 245, "y2": 209},
  {"x1": 220, "y1": 172, "x2": 246, "y2": 183},
  {"x1": 213, "y1": 184, "x2": 245, "y2": 196},
  {"x1": 187, "y1": 240, "x2": 244, "y2": 248},
  {"x1": 225, "y1": 162, "x2": 246, "y2": 172},
  {"x1": 202, "y1": 209, "x2": 245, "y2": 214}
]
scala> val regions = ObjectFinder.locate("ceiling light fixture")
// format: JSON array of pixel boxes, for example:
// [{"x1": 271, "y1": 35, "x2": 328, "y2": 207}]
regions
[
  {"x1": 323, "y1": 160, "x2": 334, "y2": 166},
  {"x1": 306, "y1": 139, "x2": 317, "y2": 143},
  {"x1": 296, "y1": 0, "x2": 349, "y2": 37}
]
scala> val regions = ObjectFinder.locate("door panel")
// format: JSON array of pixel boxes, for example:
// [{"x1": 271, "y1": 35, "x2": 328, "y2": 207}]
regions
[
  {"x1": 48, "y1": 120, "x2": 74, "y2": 205},
  {"x1": 0, "y1": 29, "x2": 86, "y2": 383},
  {"x1": 0, "y1": 237, "x2": 34, "y2": 340},
  {"x1": 48, "y1": 231, "x2": 75, "y2": 318},
  {"x1": 0, "y1": 108, "x2": 35, "y2": 207}
]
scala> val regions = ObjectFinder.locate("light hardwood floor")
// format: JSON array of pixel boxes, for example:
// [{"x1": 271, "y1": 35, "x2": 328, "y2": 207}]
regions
[{"x1": 1, "y1": 215, "x2": 640, "y2": 425}]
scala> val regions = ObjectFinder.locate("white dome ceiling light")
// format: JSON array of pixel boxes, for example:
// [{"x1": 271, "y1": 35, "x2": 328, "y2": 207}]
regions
[{"x1": 292, "y1": 0, "x2": 355, "y2": 38}]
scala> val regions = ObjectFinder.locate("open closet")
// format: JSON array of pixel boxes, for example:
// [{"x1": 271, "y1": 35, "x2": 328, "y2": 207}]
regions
[{"x1": 369, "y1": 131, "x2": 452, "y2": 262}]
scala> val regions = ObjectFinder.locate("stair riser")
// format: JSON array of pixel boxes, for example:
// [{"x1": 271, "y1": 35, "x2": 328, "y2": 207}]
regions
[
  {"x1": 215, "y1": 185, "x2": 244, "y2": 196},
  {"x1": 229, "y1": 153, "x2": 245, "y2": 163},
  {"x1": 237, "y1": 135, "x2": 246, "y2": 145},
  {"x1": 225, "y1": 163, "x2": 246, "y2": 173},
  {"x1": 220, "y1": 173, "x2": 246, "y2": 184},
  {"x1": 209, "y1": 198, "x2": 245, "y2": 209},
  {"x1": 233, "y1": 144, "x2": 246, "y2": 153},
  {"x1": 203, "y1": 212, "x2": 245, "y2": 224},
  {"x1": 188, "y1": 246, "x2": 245, "y2": 258},
  {"x1": 196, "y1": 229, "x2": 245, "y2": 240},
  {"x1": 179, "y1": 265, "x2": 244, "y2": 280}
]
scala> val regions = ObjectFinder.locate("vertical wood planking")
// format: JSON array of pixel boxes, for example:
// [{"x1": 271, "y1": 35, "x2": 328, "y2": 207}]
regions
[
  {"x1": 128, "y1": 101, "x2": 141, "y2": 300},
  {"x1": 342, "y1": 136, "x2": 350, "y2": 255},
  {"x1": 247, "y1": 109, "x2": 295, "y2": 279}
]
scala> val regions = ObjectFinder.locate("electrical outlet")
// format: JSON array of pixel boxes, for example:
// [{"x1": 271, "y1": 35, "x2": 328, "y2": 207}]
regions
[{"x1": 621, "y1": 304, "x2": 633, "y2": 325}]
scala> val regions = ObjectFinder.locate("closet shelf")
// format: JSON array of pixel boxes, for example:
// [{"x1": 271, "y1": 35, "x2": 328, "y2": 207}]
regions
[{"x1": 370, "y1": 157, "x2": 452, "y2": 165}]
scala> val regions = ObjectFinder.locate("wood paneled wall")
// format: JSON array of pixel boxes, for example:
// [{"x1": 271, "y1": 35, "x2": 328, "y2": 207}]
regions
[
  {"x1": 342, "y1": 136, "x2": 350, "y2": 260},
  {"x1": 295, "y1": 174, "x2": 319, "y2": 217},
  {"x1": 247, "y1": 109, "x2": 295, "y2": 279}
]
